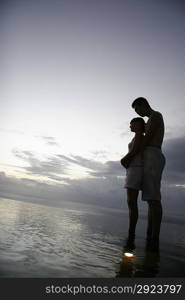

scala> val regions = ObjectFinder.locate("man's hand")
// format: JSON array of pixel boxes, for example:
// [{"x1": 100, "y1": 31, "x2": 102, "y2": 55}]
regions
[{"x1": 120, "y1": 156, "x2": 131, "y2": 169}]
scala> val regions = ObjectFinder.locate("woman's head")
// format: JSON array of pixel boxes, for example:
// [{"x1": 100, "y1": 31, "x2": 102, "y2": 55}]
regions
[{"x1": 130, "y1": 117, "x2": 145, "y2": 133}]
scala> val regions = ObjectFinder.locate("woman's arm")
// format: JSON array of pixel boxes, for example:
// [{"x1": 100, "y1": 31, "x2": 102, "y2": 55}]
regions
[{"x1": 121, "y1": 133, "x2": 143, "y2": 168}]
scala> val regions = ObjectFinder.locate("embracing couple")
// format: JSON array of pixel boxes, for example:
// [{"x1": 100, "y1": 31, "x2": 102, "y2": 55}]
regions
[{"x1": 121, "y1": 97, "x2": 165, "y2": 252}]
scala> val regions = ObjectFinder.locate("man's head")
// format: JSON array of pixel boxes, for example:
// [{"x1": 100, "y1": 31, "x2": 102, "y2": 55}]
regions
[{"x1": 132, "y1": 97, "x2": 151, "y2": 117}]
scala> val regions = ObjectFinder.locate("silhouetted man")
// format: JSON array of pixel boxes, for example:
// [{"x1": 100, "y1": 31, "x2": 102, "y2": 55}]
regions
[{"x1": 124, "y1": 97, "x2": 165, "y2": 251}]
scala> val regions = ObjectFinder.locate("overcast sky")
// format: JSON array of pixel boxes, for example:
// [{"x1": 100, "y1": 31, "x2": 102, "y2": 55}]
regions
[{"x1": 0, "y1": 0, "x2": 185, "y2": 214}]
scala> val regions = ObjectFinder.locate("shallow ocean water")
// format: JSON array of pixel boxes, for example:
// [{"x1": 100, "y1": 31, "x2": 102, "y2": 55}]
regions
[{"x1": 0, "y1": 197, "x2": 184, "y2": 277}]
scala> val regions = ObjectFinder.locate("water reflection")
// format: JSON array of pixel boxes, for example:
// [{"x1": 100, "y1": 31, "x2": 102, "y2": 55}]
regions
[
  {"x1": 0, "y1": 198, "x2": 121, "y2": 277},
  {"x1": 116, "y1": 239, "x2": 160, "y2": 277},
  {"x1": 0, "y1": 198, "x2": 185, "y2": 277}
]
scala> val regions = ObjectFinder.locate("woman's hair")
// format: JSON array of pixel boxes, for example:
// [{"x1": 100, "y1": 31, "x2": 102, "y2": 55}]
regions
[{"x1": 130, "y1": 117, "x2": 145, "y2": 132}]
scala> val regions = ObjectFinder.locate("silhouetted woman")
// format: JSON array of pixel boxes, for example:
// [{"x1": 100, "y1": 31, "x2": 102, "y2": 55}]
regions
[{"x1": 121, "y1": 118, "x2": 145, "y2": 241}]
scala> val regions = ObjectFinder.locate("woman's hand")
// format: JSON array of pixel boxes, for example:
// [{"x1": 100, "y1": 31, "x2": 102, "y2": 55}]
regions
[{"x1": 120, "y1": 156, "x2": 131, "y2": 169}]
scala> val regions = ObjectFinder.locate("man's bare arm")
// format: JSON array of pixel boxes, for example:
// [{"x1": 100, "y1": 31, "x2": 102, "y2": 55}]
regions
[{"x1": 141, "y1": 113, "x2": 159, "y2": 149}]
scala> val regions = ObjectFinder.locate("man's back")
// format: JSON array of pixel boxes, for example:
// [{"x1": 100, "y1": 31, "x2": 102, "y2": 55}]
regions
[{"x1": 145, "y1": 110, "x2": 164, "y2": 148}]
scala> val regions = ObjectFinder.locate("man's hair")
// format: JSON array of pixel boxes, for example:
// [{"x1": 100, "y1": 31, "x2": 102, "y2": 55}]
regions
[
  {"x1": 132, "y1": 97, "x2": 150, "y2": 108},
  {"x1": 130, "y1": 117, "x2": 145, "y2": 132}
]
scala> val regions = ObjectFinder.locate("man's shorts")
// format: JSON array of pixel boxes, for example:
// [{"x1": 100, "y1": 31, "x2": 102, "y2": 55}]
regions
[
  {"x1": 124, "y1": 166, "x2": 143, "y2": 190},
  {"x1": 142, "y1": 147, "x2": 165, "y2": 201}
]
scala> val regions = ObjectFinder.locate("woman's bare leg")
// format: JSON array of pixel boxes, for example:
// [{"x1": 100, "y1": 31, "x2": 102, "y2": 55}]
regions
[{"x1": 127, "y1": 188, "x2": 139, "y2": 239}]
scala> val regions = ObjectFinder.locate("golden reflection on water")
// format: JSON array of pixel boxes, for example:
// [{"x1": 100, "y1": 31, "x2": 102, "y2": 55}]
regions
[
  {"x1": 124, "y1": 252, "x2": 134, "y2": 258},
  {"x1": 116, "y1": 240, "x2": 160, "y2": 277}
]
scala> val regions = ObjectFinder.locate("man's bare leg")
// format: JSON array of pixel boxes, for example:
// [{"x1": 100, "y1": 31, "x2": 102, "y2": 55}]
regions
[
  {"x1": 146, "y1": 205, "x2": 152, "y2": 241},
  {"x1": 147, "y1": 200, "x2": 163, "y2": 251}
]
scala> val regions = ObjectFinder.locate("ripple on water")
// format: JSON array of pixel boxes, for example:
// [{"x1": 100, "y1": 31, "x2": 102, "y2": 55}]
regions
[{"x1": 0, "y1": 198, "x2": 185, "y2": 277}]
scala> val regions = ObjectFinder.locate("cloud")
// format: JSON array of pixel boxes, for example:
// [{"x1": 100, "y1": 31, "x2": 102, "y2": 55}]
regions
[
  {"x1": 89, "y1": 160, "x2": 123, "y2": 178},
  {"x1": 11, "y1": 134, "x2": 185, "y2": 189},
  {"x1": 57, "y1": 154, "x2": 123, "y2": 178},
  {"x1": 163, "y1": 135, "x2": 185, "y2": 185},
  {"x1": 12, "y1": 149, "x2": 69, "y2": 179},
  {"x1": 35, "y1": 135, "x2": 60, "y2": 147},
  {"x1": 91, "y1": 150, "x2": 109, "y2": 159},
  {"x1": 0, "y1": 171, "x2": 124, "y2": 210},
  {"x1": 3, "y1": 147, "x2": 126, "y2": 210},
  {"x1": 0, "y1": 128, "x2": 24, "y2": 135},
  {"x1": 12, "y1": 148, "x2": 124, "y2": 182},
  {"x1": 1, "y1": 135, "x2": 183, "y2": 215},
  {"x1": 57, "y1": 154, "x2": 104, "y2": 171}
]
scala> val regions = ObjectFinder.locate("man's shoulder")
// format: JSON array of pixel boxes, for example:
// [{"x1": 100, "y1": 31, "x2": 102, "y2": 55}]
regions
[{"x1": 151, "y1": 110, "x2": 163, "y2": 120}]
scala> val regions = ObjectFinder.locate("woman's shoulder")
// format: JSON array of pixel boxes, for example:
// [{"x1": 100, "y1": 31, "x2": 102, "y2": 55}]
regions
[
  {"x1": 135, "y1": 132, "x2": 144, "y2": 140},
  {"x1": 129, "y1": 137, "x2": 135, "y2": 144}
]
